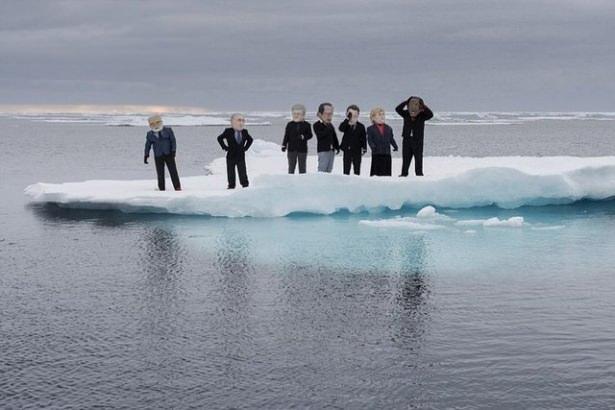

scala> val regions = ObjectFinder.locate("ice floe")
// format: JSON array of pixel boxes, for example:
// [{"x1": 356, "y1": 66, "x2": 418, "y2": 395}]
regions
[{"x1": 25, "y1": 140, "x2": 615, "y2": 217}]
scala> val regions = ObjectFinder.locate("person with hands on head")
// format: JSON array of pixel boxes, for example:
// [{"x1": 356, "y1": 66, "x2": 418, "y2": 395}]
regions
[
  {"x1": 367, "y1": 107, "x2": 398, "y2": 177},
  {"x1": 281, "y1": 104, "x2": 312, "y2": 174},
  {"x1": 217, "y1": 113, "x2": 254, "y2": 189},
  {"x1": 144, "y1": 114, "x2": 181, "y2": 191},
  {"x1": 313, "y1": 102, "x2": 340, "y2": 173},
  {"x1": 338, "y1": 104, "x2": 367, "y2": 175},
  {"x1": 395, "y1": 96, "x2": 433, "y2": 176}
]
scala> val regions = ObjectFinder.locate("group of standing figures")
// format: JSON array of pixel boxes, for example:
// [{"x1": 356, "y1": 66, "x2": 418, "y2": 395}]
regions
[
  {"x1": 144, "y1": 96, "x2": 432, "y2": 191},
  {"x1": 281, "y1": 97, "x2": 433, "y2": 178}
]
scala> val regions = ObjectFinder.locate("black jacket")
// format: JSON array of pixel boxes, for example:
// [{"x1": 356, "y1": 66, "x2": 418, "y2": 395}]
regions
[
  {"x1": 313, "y1": 121, "x2": 340, "y2": 153},
  {"x1": 217, "y1": 128, "x2": 254, "y2": 159},
  {"x1": 395, "y1": 100, "x2": 434, "y2": 145},
  {"x1": 367, "y1": 124, "x2": 398, "y2": 156},
  {"x1": 282, "y1": 121, "x2": 312, "y2": 153},
  {"x1": 338, "y1": 120, "x2": 367, "y2": 152}
]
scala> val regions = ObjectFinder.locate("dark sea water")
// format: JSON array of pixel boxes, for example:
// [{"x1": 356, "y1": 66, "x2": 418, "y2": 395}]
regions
[{"x1": 2, "y1": 116, "x2": 615, "y2": 409}]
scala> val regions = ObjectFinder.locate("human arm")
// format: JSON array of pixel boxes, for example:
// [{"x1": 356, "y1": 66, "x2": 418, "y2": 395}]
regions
[
  {"x1": 360, "y1": 125, "x2": 367, "y2": 154},
  {"x1": 313, "y1": 121, "x2": 326, "y2": 141},
  {"x1": 390, "y1": 127, "x2": 398, "y2": 151},
  {"x1": 169, "y1": 128, "x2": 177, "y2": 154},
  {"x1": 244, "y1": 131, "x2": 254, "y2": 151},
  {"x1": 303, "y1": 122, "x2": 313, "y2": 141},
  {"x1": 395, "y1": 100, "x2": 410, "y2": 118},
  {"x1": 367, "y1": 128, "x2": 376, "y2": 151},
  {"x1": 332, "y1": 127, "x2": 340, "y2": 153},
  {"x1": 144, "y1": 133, "x2": 152, "y2": 163},
  {"x1": 282, "y1": 123, "x2": 290, "y2": 151},
  {"x1": 217, "y1": 132, "x2": 229, "y2": 151},
  {"x1": 421, "y1": 104, "x2": 434, "y2": 121}
]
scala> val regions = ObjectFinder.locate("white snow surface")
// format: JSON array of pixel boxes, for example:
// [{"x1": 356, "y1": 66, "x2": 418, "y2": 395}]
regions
[{"x1": 24, "y1": 140, "x2": 615, "y2": 217}]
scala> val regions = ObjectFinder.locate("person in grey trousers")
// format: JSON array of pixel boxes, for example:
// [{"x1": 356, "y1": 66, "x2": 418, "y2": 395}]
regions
[
  {"x1": 313, "y1": 102, "x2": 340, "y2": 172},
  {"x1": 281, "y1": 104, "x2": 312, "y2": 174}
]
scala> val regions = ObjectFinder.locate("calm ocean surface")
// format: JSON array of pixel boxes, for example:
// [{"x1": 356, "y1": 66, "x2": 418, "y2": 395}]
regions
[{"x1": 1, "y1": 115, "x2": 615, "y2": 409}]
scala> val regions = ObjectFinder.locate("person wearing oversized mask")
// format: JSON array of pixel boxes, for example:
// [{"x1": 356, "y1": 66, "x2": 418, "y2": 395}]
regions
[
  {"x1": 367, "y1": 107, "x2": 398, "y2": 176},
  {"x1": 281, "y1": 104, "x2": 312, "y2": 174},
  {"x1": 313, "y1": 102, "x2": 340, "y2": 173},
  {"x1": 338, "y1": 104, "x2": 367, "y2": 175},
  {"x1": 395, "y1": 96, "x2": 433, "y2": 176},
  {"x1": 216, "y1": 113, "x2": 254, "y2": 189},
  {"x1": 144, "y1": 114, "x2": 182, "y2": 191}
]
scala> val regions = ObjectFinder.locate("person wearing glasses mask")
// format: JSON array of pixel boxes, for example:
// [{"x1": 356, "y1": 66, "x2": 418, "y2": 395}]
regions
[
  {"x1": 281, "y1": 104, "x2": 312, "y2": 174},
  {"x1": 144, "y1": 114, "x2": 181, "y2": 191}
]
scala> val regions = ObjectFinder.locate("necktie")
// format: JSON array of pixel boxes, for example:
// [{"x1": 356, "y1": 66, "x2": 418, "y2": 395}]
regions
[{"x1": 235, "y1": 131, "x2": 242, "y2": 144}]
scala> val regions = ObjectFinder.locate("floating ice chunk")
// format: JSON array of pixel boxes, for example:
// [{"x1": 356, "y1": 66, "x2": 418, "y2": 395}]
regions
[
  {"x1": 484, "y1": 216, "x2": 524, "y2": 227},
  {"x1": 531, "y1": 225, "x2": 566, "y2": 231},
  {"x1": 416, "y1": 205, "x2": 436, "y2": 218},
  {"x1": 456, "y1": 216, "x2": 524, "y2": 228},
  {"x1": 359, "y1": 217, "x2": 445, "y2": 230}
]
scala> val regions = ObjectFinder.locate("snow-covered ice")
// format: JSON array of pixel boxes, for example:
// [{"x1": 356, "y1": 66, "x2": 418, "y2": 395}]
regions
[
  {"x1": 456, "y1": 216, "x2": 524, "y2": 228},
  {"x1": 25, "y1": 140, "x2": 615, "y2": 217}
]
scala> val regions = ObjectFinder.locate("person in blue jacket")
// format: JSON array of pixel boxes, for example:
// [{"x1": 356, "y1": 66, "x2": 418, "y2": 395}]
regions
[{"x1": 144, "y1": 115, "x2": 181, "y2": 191}]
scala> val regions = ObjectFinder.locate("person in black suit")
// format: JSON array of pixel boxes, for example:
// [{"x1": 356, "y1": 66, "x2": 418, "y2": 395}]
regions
[
  {"x1": 217, "y1": 113, "x2": 254, "y2": 189},
  {"x1": 281, "y1": 104, "x2": 312, "y2": 174},
  {"x1": 395, "y1": 96, "x2": 433, "y2": 176},
  {"x1": 367, "y1": 107, "x2": 398, "y2": 176},
  {"x1": 338, "y1": 104, "x2": 367, "y2": 175}
]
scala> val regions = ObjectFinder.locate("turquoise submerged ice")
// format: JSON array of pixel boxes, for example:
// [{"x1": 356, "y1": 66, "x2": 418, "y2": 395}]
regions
[{"x1": 24, "y1": 140, "x2": 615, "y2": 217}]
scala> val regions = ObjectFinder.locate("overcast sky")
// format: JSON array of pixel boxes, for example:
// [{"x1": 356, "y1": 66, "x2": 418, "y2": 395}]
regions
[{"x1": 1, "y1": 0, "x2": 614, "y2": 111}]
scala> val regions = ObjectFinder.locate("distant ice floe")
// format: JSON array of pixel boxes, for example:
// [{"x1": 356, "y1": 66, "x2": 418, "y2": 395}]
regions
[
  {"x1": 360, "y1": 207, "x2": 525, "y2": 232},
  {"x1": 25, "y1": 139, "x2": 615, "y2": 217},
  {"x1": 4, "y1": 111, "x2": 615, "y2": 127},
  {"x1": 456, "y1": 216, "x2": 524, "y2": 228},
  {"x1": 5, "y1": 113, "x2": 272, "y2": 127}
]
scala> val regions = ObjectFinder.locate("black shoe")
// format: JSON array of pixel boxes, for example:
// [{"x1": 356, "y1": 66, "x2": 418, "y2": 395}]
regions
[
  {"x1": 241, "y1": 184, "x2": 249, "y2": 188},
  {"x1": 416, "y1": 173, "x2": 424, "y2": 176},
  {"x1": 227, "y1": 186, "x2": 235, "y2": 189},
  {"x1": 398, "y1": 174, "x2": 408, "y2": 177}
]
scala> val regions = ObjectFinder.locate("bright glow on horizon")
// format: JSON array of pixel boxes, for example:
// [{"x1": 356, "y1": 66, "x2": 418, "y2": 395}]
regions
[{"x1": 0, "y1": 104, "x2": 212, "y2": 115}]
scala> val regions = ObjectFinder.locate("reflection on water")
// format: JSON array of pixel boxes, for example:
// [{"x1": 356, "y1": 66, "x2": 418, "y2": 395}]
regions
[
  {"x1": 212, "y1": 228, "x2": 257, "y2": 387},
  {"x1": 390, "y1": 237, "x2": 430, "y2": 348},
  {"x1": 11, "y1": 202, "x2": 615, "y2": 408},
  {"x1": 134, "y1": 226, "x2": 188, "y2": 392}
]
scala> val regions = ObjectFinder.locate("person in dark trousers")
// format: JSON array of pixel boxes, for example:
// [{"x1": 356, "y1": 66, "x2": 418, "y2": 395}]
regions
[
  {"x1": 282, "y1": 104, "x2": 312, "y2": 174},
  {"x1": 217, "y1": 113, "x2": 254, "y2": 189},
  {"x1": 367, "y1": 107, "x2": 398, "y2": 176},
  {"x1": 313, "y1": 102, "x2": 340, "y2": 173},
  {"x1": 339, "y1": 104, "x2": 367, "y2": 175},
  {"x1": 395, "y1": 96, "x2": 433, "y2": 176},
  {"x1": 144, "y1": 115, "x2": 181, "y2": 191}
]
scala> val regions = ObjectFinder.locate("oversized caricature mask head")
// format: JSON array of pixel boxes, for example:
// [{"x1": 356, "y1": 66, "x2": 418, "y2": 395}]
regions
[
  {"x1": 370, "y1": 107, "x2": 386, "y2": 125},
  {"x1": 408, "y1": 97, "x2": 421, "y2": 117},
  {"x1": 291, "y1": 104, "x2": 306, "y2": 122},
  {"x1": 318, "y1": 103, "x2": 334, "y2": 124},
  {"x1": 346, "y1": 105, "x2": 360, "y2": 124},
  {"x1": 231, "y1": 113, "x2": 245, "y2": 131},
  {"x1": 148, "y1": 115, "x2": 163, "y2": 132}
]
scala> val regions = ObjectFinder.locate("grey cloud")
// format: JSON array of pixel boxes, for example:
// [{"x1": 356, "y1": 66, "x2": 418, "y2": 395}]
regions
[{"x1": 0, "y1": 0, "x2": 614, "y2": 111}]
